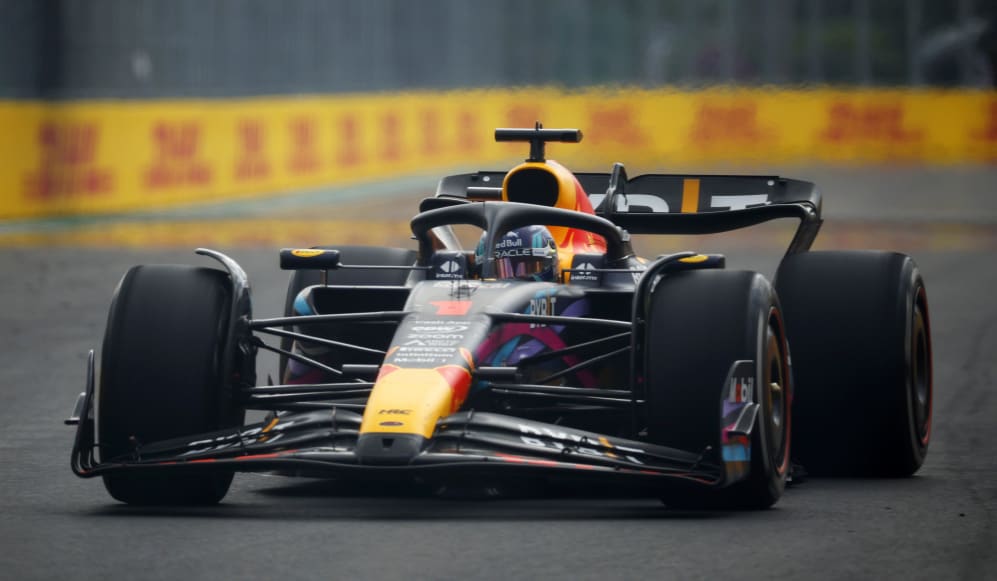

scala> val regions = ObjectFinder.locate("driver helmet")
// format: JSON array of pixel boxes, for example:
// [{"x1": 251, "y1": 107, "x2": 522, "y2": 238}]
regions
[{"x1": 475, "y1": 225, "x2": 560, "y2": 282}]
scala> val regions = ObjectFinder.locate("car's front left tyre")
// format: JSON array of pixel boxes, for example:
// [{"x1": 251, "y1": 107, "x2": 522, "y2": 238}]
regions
[{"x1": 643, "y1": 269, "x2": 791, "y2": 509}]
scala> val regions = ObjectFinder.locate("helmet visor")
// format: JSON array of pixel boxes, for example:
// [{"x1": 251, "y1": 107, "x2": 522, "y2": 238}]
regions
[{"x1": 495, "y1": 256, "x2": 551, "y2": 280}]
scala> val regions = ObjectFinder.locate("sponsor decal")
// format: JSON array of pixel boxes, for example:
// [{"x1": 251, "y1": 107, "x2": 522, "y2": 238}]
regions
[
  {"x1": 181, "y1": 420, "x2": 297, "y2": 456},
  {"x1": 390, "y1": 345, "x2": 460, "y2": 365},
  {"x1": 410, "y1": 324, "x2": 469, "y2": 333},
  {"x1": 591, "y1": 192, "x2": 769, "y2": 213},
  {"x1": 496, "y1": 235, "x2": 523, "y2": 249},
  {"x1": 431, "y1": 281, "x2": 511, "y2": 289},
  {"x1": 389, "y1": 321, "x2": 483, "y2": 366},
  {"x1": 456, "y1": 109, "x2": 481, "y2": 152},
  {"x1": 335, "y1": 114, "x2": 363, "y2": 166},
  {"x1": 6, "y1": 88, "x2": 987, "y2": 223},
  {"x1": 528, "y1": 295, "x2": 557, "y2": 315},
  {"x1": 287, "y1": 116, "x2": 320, "y2": 174},
  {"x1": 23, "y1": 122, "x2": 114, "y2": 200},
  {"x1": 403, "y1": 335, "x2": 464, "y2": 347},
  {"x1": 586, "y1": 105, "x2": 649, "y2": 146},
  {"x1": 494, "y1": 233, "x2": 532, "y2": 259},
  {"x1": 527, "y1": 289, "x2": 558, "y2": 328},
  {"x1": 431, "y1": 252, "x2": 468, "y2": 281},
  {"x1": 378, "y1": 409, "x2": 412, "y2": 415},
  {"x1": 380, "y1": 112, "x2": 402, "y2": 161},
  {"x1": 729, "y1": 376, "x2": 754, "y2": 403},
  {"x1": 518, "y1": 424, "x2": 645, "y2": 464},
  {"x1": 420, "y1": 109, "x2": 442, "y2": 155},
  {"x1": 689, "y1": 101, "x2": 771, "y2": 145},
  {"x1": 819, "y1": 101, "x2": 923, "y2": 144},
  {"x1": 438, "y1": 259, "x2": 462, "y2": 274},
  {"x1": 144, "y1": 121, "x2": 212, "y2": 188},
  {"x1": 290, "y1": 249, "x2": 325, "y2": 258},
  {"x1": 431, "y1": 300, "x2": 472, "y2": 316},
  {"x1": 710, "y1": 194, "x2": 769, "y2": 211},
  {"x1": 589, "y1": 192, "x2": 671, "y2": 213},
  {"x1": 571, "y1": 262, "x2": 600, "y2": 282},
  {"x1": 234, "y1": 118, "x2": 270, "y2": 181}
]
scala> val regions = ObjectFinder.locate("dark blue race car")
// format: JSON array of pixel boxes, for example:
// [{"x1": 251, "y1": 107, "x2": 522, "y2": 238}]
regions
[{"x1": 68, "y1": 124, "x2": 932, "y2": 509}]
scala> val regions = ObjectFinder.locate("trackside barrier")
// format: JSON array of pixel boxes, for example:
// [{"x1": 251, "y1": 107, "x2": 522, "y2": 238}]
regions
[{"x1": 1, "y1": 88, "x2": 995, "y2": 220}]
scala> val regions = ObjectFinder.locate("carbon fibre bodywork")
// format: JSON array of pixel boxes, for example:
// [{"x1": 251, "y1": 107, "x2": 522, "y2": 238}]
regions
[{"x1": 68, "y1": 126, "x2": 830, "y2": 503}]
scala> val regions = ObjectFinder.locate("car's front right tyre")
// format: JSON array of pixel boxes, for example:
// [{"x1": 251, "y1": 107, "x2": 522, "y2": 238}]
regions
[{"x1": 98, "y1": 265, "x2": 241, "y2": 505}]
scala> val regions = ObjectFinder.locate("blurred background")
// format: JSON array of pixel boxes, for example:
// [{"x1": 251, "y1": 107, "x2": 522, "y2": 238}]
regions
[
  {"x1": 3, "y1": 0, "x2": 994, "y2": 96},
  {"x1": 0, "y1": 0, "x2": 995, "y2": 249}
]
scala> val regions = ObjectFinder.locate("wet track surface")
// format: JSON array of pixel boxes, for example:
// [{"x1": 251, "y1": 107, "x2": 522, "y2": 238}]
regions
[{"x1": 1, "y1": 167, "x2": 996, "y2": 580}]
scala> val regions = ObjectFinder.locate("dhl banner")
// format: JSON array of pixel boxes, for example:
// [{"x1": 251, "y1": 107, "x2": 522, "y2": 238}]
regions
[{"x1": 1, "y1": 88, "x2": 995, "y2": 221}]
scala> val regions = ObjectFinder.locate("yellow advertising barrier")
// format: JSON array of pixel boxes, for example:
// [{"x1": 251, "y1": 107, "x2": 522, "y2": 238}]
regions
[{"x1": 1, "y1": 88, "x2": 995, "y2": 221}]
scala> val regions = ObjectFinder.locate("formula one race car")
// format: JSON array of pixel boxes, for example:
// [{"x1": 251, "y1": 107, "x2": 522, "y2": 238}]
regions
[{"x1": 68, "y1": 124, "x2": 932, "y2": 509}]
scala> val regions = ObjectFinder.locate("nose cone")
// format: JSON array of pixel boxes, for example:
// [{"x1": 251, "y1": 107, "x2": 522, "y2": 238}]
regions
[
  {"x1": 356, "y1": 366, "x2": 471, "y2": 464},
  {"x1": 356, "y1": 433, "x2": 426, "y2": 464}
]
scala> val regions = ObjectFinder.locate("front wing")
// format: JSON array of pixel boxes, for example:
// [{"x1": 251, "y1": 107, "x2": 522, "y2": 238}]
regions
[
  {"x1": 72, "y1": 405, "x2": 725, "y2": 490},
  {"x1": 69, "y1": 348, "x2": 762, "y2": 494}
]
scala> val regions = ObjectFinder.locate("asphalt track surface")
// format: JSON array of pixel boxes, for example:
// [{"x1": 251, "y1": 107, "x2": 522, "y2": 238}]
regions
[{"x1": 1, "y1": 166, "x2": 996, "y2": 580}]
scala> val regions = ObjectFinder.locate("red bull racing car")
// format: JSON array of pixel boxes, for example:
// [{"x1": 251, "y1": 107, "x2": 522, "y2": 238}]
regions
[{"x1": 67, "y1": 125, "x2": 933, "y2": 509}]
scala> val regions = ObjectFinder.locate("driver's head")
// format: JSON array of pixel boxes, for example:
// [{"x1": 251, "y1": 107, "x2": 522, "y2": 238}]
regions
[{"x1": 475, "y1": 225, "x2": 560, "y2": 282}]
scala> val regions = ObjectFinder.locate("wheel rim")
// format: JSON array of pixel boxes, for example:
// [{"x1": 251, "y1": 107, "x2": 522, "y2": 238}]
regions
[
  {"x1": 910, "y1": 287, "x2": 932, "y2": 447},
  {"x1": 764, "y1": 310, "x2": 790, "y2": 475}
]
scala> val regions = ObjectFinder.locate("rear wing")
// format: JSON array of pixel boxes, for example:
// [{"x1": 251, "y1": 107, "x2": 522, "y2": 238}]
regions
[{"x1": 434, "y1": 165, "x2": 823, "y2": 254}]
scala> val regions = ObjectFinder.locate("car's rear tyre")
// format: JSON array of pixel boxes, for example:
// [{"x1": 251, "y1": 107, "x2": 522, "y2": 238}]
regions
[
  {"x1": 99, "y1": 265, "x2": 242, "y2": 505},
  {"x1": 279, "y1": 245, "x2": 416, "y2": 377},
  {"x1": 776, "y1": 251, "x2": 931, "y2": 476},
  {"x1": 644, "y1": 270, "x2": 791, "y2": 509}
]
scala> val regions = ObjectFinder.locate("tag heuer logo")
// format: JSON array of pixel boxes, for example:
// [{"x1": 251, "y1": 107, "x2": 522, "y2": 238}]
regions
[
  {"x1": 573, "y1": 263, "x2": 599, "y2": 280},
  {"x1": 440, "y1": 260, "x2": 462, "y2": 274}
]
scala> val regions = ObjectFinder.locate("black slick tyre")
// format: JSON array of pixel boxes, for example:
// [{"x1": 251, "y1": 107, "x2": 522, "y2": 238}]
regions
[
  {"x1": 776, "y1": 251, "x2": 931, "y2": 477},
  {"x1": 99, "y1": 265, "x2": 242, "y2": 505},
  {"x1": 644, "y1": 270, "x2": 791, "y2": 509}
]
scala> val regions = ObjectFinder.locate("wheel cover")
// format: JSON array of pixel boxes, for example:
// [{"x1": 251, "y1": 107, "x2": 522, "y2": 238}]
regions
[
  {"x1": 910, "y1": 287, "x2": 932, "y2": 448},
  {"x1": 764, "y1": 311, "x2": 791, "y2": 476}
]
